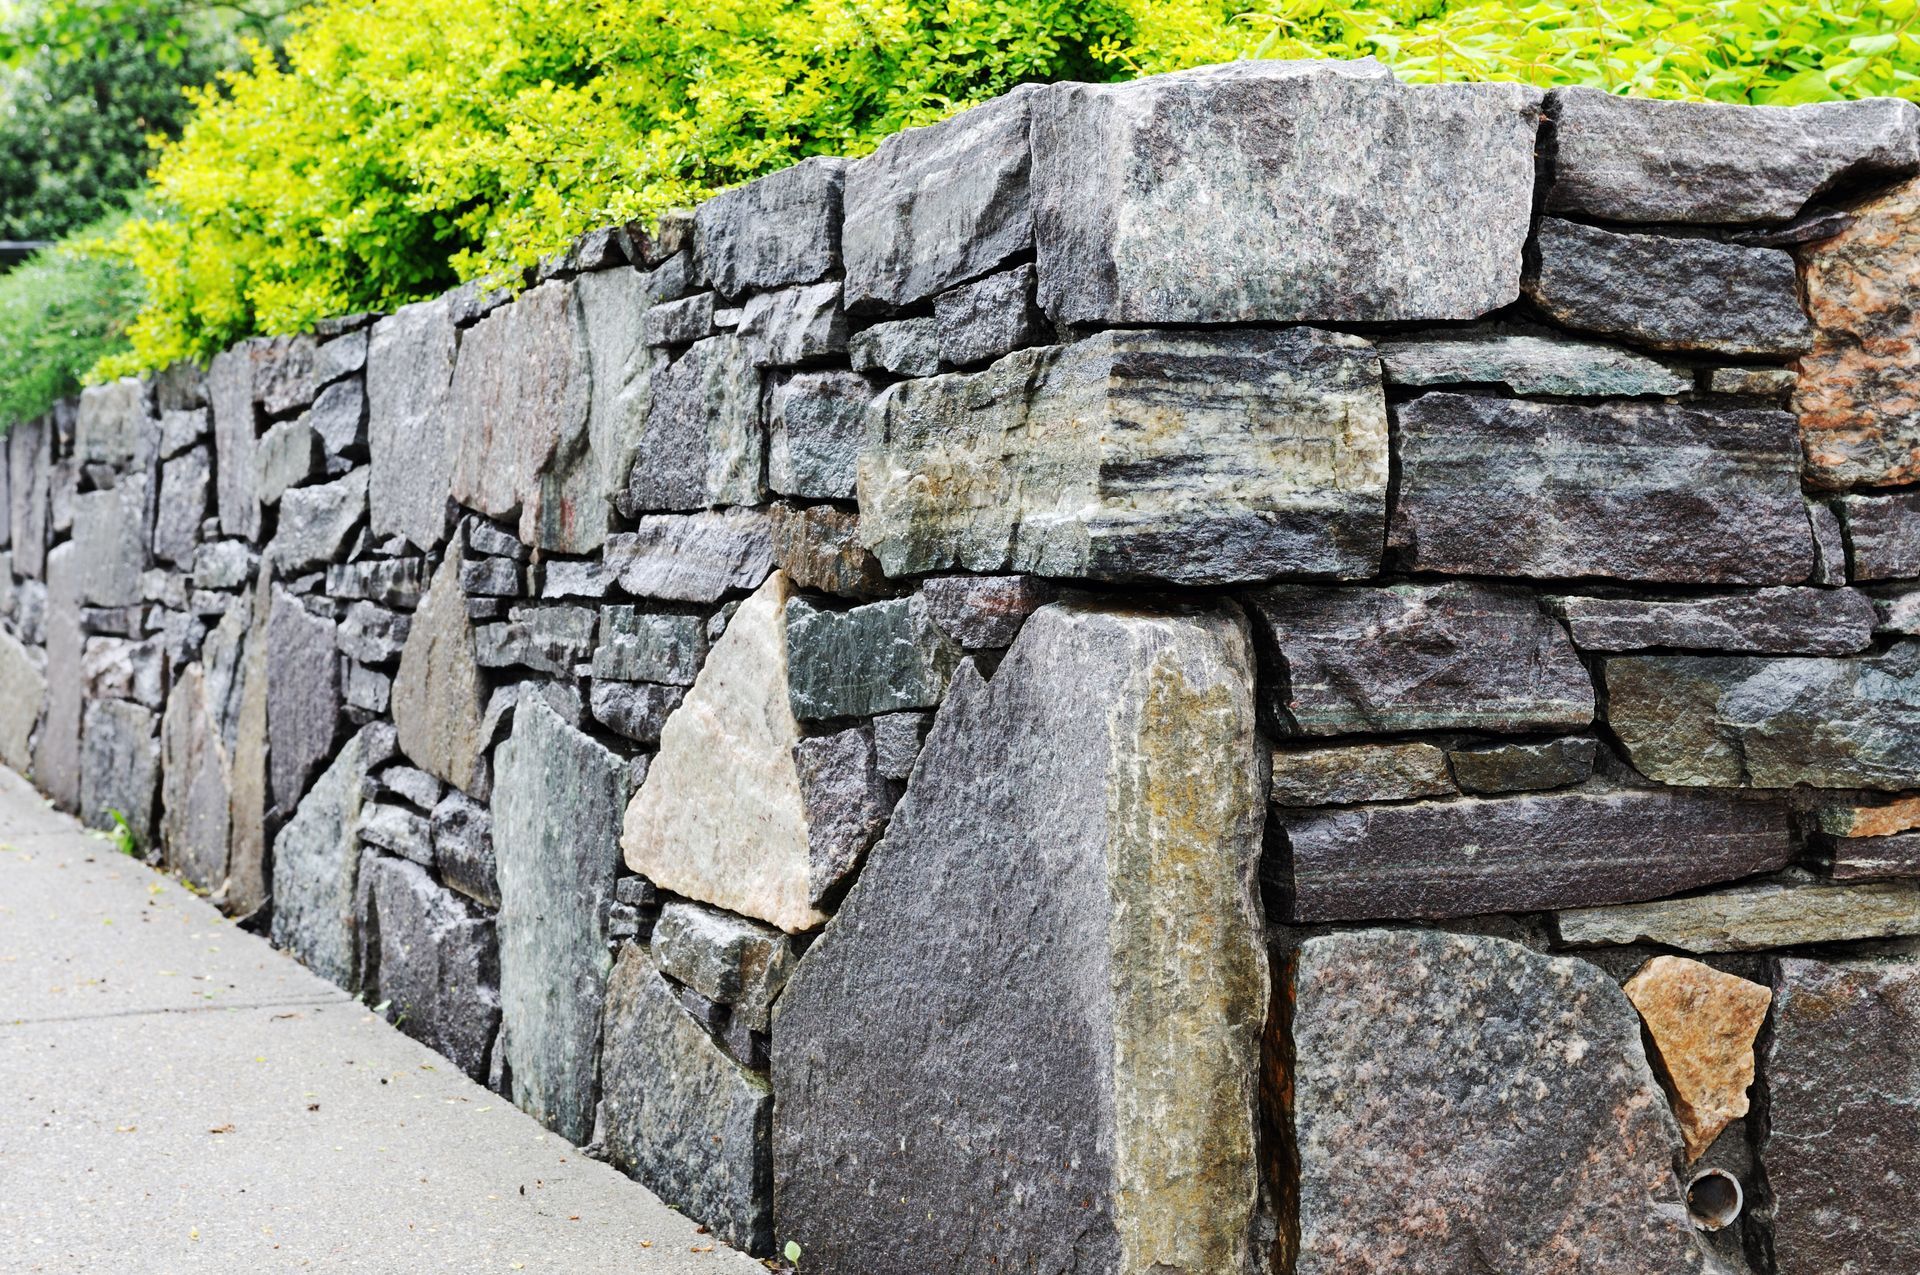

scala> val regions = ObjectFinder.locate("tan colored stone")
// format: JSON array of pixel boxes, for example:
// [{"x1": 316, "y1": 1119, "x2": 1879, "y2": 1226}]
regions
[
  {"x1": 1796, "y1": 175, "x2": 1920, "y2": 489},
  {"x1": 392, "y1": 548, "x2": 488, "y2": 793},
  {"x1": 621, "y1": 571, "x2": 825, "y2": 933},
  {"x1": 1624, "y1": 955, "x2": 1771, "y2": 1162},
  {"x1": 1816, "y1": 794, "x2": 1920, "y2": 839}
]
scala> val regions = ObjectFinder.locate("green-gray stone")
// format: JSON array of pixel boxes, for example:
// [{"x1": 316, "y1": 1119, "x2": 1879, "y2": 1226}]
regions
[
  {"x1": 1448, "y1": 737, "x2": 1598, "y2": 794},
  {"x1": 784, "y1": 594, "x2": 962, "y2": 721},
  {"x1": 1377, "y1": 326, "x2": 1689, "y2": 396}
]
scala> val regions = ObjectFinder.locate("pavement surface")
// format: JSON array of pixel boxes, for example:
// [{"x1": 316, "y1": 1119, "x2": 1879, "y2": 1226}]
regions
[{"x1": 0, "y1": 765, "x2": 765, "y2": 1274}]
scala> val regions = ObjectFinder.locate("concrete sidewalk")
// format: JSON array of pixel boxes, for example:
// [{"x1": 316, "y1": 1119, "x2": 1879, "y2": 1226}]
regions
[{"x1": 0, "y1": 766, "x2": 764, "y2": 1274}]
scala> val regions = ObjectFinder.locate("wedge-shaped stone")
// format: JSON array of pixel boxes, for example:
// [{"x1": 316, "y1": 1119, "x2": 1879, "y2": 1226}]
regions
[
  {"x1": 1032, "y1": 60, "x2": 1540, "y2": 326},
  {"x1": 1557, "y1": 877, "x2": 1920, "y2": 950},
  {"x1": 1607, "y1": 646, "x2": 1920, "y2": 789},
  {"x1": 1290, "y1": 930, "x2": 1714, "y2": 1274},
  {"x1": 1765, "y1": 956, "x2": 1920, "y2": 1274},
  {"x1": 493, "y1": 697, "x2": 628, "y2": 1143},
  {"x1": 774, "y1": 600, "x2": 1267, "y2": 1274},
  {"x1": 1377, "y1": 325, "x2": 1690, "y2": 396},
  {"x1": 391, "y1": 549, "x2": 488, "y2": 793},
  {"x1": 1623, "y1": 955, "x2": 1771, "y2": 1162},
  {"x1": 79, "y1": 698, "x2": 159, "y2": 844},
  {"x1": 1246, "y1": 583, "x2": 1593, "y2": 736},
  {"x1": 367, "y1": 296, "x2": 458, "y2": 550},
  {"x1": 1798, "y1": 178, "x2": 1920, "y2": 490},
  {"x1": 598, "y1": 946, "x2": 773, "y2": 1254},
  {"x1": 159, "y1": 665, "x2": 230, "y2": 894},
  {"x1": 0, "y1": 629, "x2": 45, "y2": 773},
  {"x1": 604, "y1": 509, "x2": 773, "y2": 603},
  {"x1": 623, "y1": 334, "x2": 761, "y2": 513},
  {"x1": 694, "y1": 156, "x2": 844, "y2": 299},
  {"x1": 859, "y1": 328, "x2": 1388, "y2": 584},
  {"x1": 1525, "y1": 219, "x2": 1812, "y2": 357},
  {"x1": 267, "y1": 588, "x2": 339, "y2": 814},
  {"x1": 739, "y1": 282, "x2": 847, "y2": 368},
  {"x1": 270, "y1": 729, "x2": 372, "y2": 988},
  {"x1": 1552, "y1": 587, "x2": 1875, "y2": 654},
  {"x1": 357, "y1": 854, "x2": 499, "y2": 1081},
  {"x1": 1274, "y1": 788, "x2": 1791, "y2": 922},
  {"x1": 841, "y1": 84, "x2": 1039, "y2": 312},
  {"x1": 1546, "y1": 89, "x2": 1920, "y2": 222},
  {"x1": 1392, "y1": 394, "x2": 1814, "y2": 583}
]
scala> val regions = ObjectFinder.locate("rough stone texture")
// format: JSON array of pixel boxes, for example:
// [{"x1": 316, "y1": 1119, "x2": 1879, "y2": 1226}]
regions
[
  {"x1": 847, "y1": 317, "x2": 941, "y2": 377},
  {"x1": 622, "y1": 574, "x2": 825, "y2": 934},
  {"x1": 1841, "y1": 492, "x2": 1920, "y2": 580},
  {"x1": 431, "y1": 790, "x2": 498, "y2": 909},
  {"x1": 1274, "y1": 788, "x2": 1792, "y2": 922},
  {"x1": 1289, "y1": 930, "x2": 1711, "y2": 1275},
  {"x1": 1797, "y1": 176, "x2": 1920, "y2": 490},
  {"x1": 1764, "y1": 955, "x2": 1920, "y2": 1274},
  {"x1": 624, "y1": 335, "x2": 761, "y2": 513},
  {"x1": 775, "y1": 600, "x2": 1266, "y2": 1275},
  {"x1": 492, "y1": 696, "x2": 629, "y2": 1144},
  {"x1": 645, "y1": 293, "x2": 715, "y2": 347},
  {"x1": 1607, "y1": 647, "x2": 1920, "y2": 789},
  {"x1": 256, "y1": 418, "x2": 322, "y2": 504},
  {"x1": 1448, "y1": 737, "x2": 1597, "y2": 794},
  {"x1": 360, "y1": 802, "x2": 432, "y2": 864},
  {"x1": 223, "y1": 574, "x2": 273, "y2": 917},
  {"x1": 766, "y1": 371, "x2": 874, "y2": 500},
  {"x1": 592, "y1": 607, "x2": 706, "y2": 685},
  {"x1": 325, "y1": 558, "x2": 421, "y2": 609},
  {"x1": 1391, "y1": 393, "x2": 1815, "y2": 583},
  {"x1": 152, "y1": 446, "x2": 211, "y2": 569},
  {"x1": 474, "y1": 604, "x2": 596, "y2": 676},
  {"x1": 264, "y1": 587, "x2": 340, "y2": 815},
  {"x1": 337, "y1": 602, "x2": 410, "y2": 665},
  {"x1": 357, "y1": 853, "x2": 499, "y2": 1081},
  {"x1": 367, "y1": 296, "x2": 458, "y2": 550},
  {"x1": 597, "y1": 946, "x2": 774, "y2": 1254},
  {"x1": 1557, "y1": 877, "x2": 1920, "y2": 950},
  {"x1": 81, "y1": 637, "x2": 164, "y2": 709},
  {"x1": 74, "y1": 379, "x2": 147, "y2": 469},
  {"x1": 158, "y1": 664, "x2": 230, "y2": 893},
  {"x1": 391, "y1": 549, "x2": 488, "y2": 794},
  {"x1": 841, "y1": 85, "x2": 1039, "y2": 312},
  {"x1": 1552, "y1": 588, "x2": 1875, "y2": 654},
  {"x1": 71, "y1": 480, "x2": 149, "y2": 608},
  {"x1": 1876, "y1": 587, "x2": 1920, "y2": 634},
  {"x1": 576, "y1": 264, "x2": 657, "y2": 553},
  {"x1": 1622, "y1": 955, "x2": 1771, "y2": 1162},
  {"x1": 1830, "y1": 832, "x2": 1920, "y2": 881},
  {"x1": 1377, "y1": 325, "x2": 1691, "y2": 396},
  {"x1": 0, "y1": 628, "x2": 46, "y2": 772},
  {"x1": 266, "y1": 468, "x2": 367, "y2": 575},
  {"x1": 793, "y1": 726, "x2": 894, "y2": 906},
  {"x1": 78, "y1": 698, "x2": 159, "y2": 842},
  {"x1": 1524, "y1": 219, "x2": 1812, "y2": 356},
  {"x1": 767, "y1": 503, "x2": 890, "y2": 601},
  {"x1": 33, "y1": 543, "x2": 81, "y2": 811},
  {"x1": 254, "y1": 333, "x2": 322, "y2": 417},
  {"x1": 651, "y1": 901, "x2": 794, "y2": 1032},
  {"x1": 1546, "y1": 88, "x2": 1920, "y2": 222},
  {"x1": 869, "y1": 711, "x2": 930, "y2": 781},
  {"x1": 1246, "y1": 582, "x2": 1593, "y2": 736},
  {"x1": 933, "y1": 264, "x2": 1045, "y2": 368},
  {"x1": 919, "y1": 575, "x2": 1051, "y2": 649},
  {"x1": 209, "y1": 345, "x2": 261, "y2": 541},
  {"x1": 1711, "y1": 366, "x2": 1799, "y2": 396},
  {"x1": 9, "y1": 414, "x2": 49, "y2": 579},
  {"x1": 694, "y1": 156, "x2": 844, "y2": 299},
  {"x1": 859, "y1": 327, "x2": 1389, "y2": 584},
  {"x1": 270, "y1": 730, "x2": 370, "y2": 987},
  {"x1": 605, "y1": 510, "x2": 774, "y2": 603},
  {"x1": 739, "y1": 282, "x2": 847, "y2": 368},
  {"x1": 785, "y1": 594, "x2": 963, "y2": 721},
  {"x1": 588, "y1": 681, "x2": 685, "y2": 745},
  {"x1": 305, "y1": 378, "x2": 368, "y2": 459},
  {"x1": 1270, "y1": 741, "x2": 1455, "y2": 807},
  {"x1": 1032, "y1": 61, "x2": 1541, "y2": 326}
]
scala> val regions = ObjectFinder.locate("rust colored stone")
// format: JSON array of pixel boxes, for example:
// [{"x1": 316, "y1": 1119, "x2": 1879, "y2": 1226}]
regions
[
  {"x1": 1816, "y1": 794, "x2": 1920, "y2": 839},
  {"x1": 1623, "y1": 955, "x2": 1771, "y2": 1162}
]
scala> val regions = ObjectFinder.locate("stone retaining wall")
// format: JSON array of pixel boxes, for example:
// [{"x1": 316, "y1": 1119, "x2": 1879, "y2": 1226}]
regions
[{"x1": 5, "y1": 56, "x2": 1920, "y2": 1273}]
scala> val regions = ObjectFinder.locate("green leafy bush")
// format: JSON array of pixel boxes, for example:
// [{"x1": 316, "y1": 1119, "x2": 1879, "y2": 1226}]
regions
[
  {"x1": 91, "y1": 0, "x2": 1920, "y2": 378},
  {"x1": 0, "y1": 216, "x2": 141, "y2": 427}
]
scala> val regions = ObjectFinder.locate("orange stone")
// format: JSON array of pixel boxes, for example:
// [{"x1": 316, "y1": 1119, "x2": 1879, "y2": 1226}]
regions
[
  {"x1": 1624, "y1": 955, "x2": 1772, "y2": 1162},
  {"x1": 1816, "y1": 794, "x2": 1920, "y2": 840},
  {"x1": 1796, "y1": 176, "x2": 1920, "y2": 490}
]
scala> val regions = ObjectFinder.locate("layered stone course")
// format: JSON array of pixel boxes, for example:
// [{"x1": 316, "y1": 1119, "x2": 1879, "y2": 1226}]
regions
[{"x1": 5, "y1": 58, "x2": 1920, "y2": 1274}]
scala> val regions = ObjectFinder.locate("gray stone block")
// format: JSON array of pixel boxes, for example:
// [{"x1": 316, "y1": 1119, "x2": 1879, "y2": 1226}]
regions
[
  {"x1": 1556, "y1": 876, "x2": 1920, "y2": 950},
  {"x1": 325, "y1": 557, "x2": 421, "y2": 608},
  {"x1": 766, "y1": 371, "x2": 875, "y2": 501},
  {"x1": 785, "y1": 594, "x2": 962, "y2": 721},
  {"x1": 357, "y1": 853, "x2": 500, "y2": 1081},
  {"x1": 256, "y1": 418, "x2": 323, "y2": 505},
  {"x1": 1270, "y1": 742, "x2": 1456, "y2": 807},
  {"x1": 793, "y1": 725, "x2": 895, "y2": 906},
  {"x1": 79, "y1": 698, "x2": 159, "y2": 845},
  {"x1": 604, "y1": 510, "x2": 774, "y2": 603},
  {"x1": 738, "y1": 281, "x2": 847, "y2": 367},
  {"x1": 305, "y1": 377, "x2": 368, "y2": 459},
  {"x1": 209, "y1": 344, "x2": 262, "y2": 541},
  {"x1": 152, "y1": 446, "x2": 211, "y2": 569},
  {"x1": 431, "y1": 790, "x2": 498, "y2": 909},
  {"x1": 768, "y1": 503, "x2": 890, "y2": 601},
  {"x1": 0, "y1": 629, "x2": 45, "y2": 774},
  {"x1": 932, "y1": 264, "x2": 1045, "y2": 368},
  {"x1": 266, "y1": 468, "x2": 367, "y2": 576},
  {"x1": 847, "y1": 317, "x2": 941, "y2": 377},
  {"x1": 359, "y1": 801, "x2": 433, "y2": 864},
  {"x1": 392, "y1": 549, "x2": 488, "y2": 793},
  {"x1": 1377, "y1": 324, "x2": 1690, "y2": 396},
  {"x1": 337, "y1": 601, "x2": 411, "y2": 665},
  {"x1": 71, "y1": 480, "x2": 150, "y2": 609},
  {"x1": 868, "y1": 710, "x2": 930, "y2": 781},
  {"x1": 622, "y1": 334, "x2": 762, "y2": 513},
  {"x1": 588, "y1": 680, "x2": 685, "y2": 745},
  {"x1": 9, "y1": 415, "x2": 49, "y2": 579},
  {"x1": 1840, "y1": 490, "x2": 1920, "y2": 580},
  {"x1": 159, "y1": 665, "x2": 230, "y2": 893},
  {"x1": 270, "y1": 729, "x2": 373, "y2": 987},
  {"x1": 592, "y1": 607, "x2": 706, "y2": 685},
  {"x1": 650, "y1": 900, "x2": 794, "y2": 1032},
  {"x1": 266, "y1": 586, "x2": 341, "y2": 814},
  {"x1": 1551, "y1": 587, "x2": 1875, "y2": 653},
  {"x1": 919, "y1": 575, "x2": 1050, "y2": 650},
  {"x1": 1447, "y1": 737, "x2": 1597, "y2": 795},
  {"x1": 644, "y1": 292, "x2": 716, "y2": 346},
  {"x1": 693, "y1": 156, "x2": 844, "y2": 299},
  {"x1": 367, "y1": 296, "x2": 458, "y2": 551}
]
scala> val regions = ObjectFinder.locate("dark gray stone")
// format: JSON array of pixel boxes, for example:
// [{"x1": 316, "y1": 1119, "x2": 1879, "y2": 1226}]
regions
[
  {"x1": 597, "y1": 947, "x2": 773, "y2": 1254},
  {"x1": 209, "y1": 344, "x2": 262, "y2": 541},
  {"x1": 1448, "y1": 737, "x2": 1597, "y2": 795},
  {"x1": 316, "y1": 328, "x2": 368, "y2": 385},
  {"x1": 325, "y1": 557, "x2": 421, "y2": 608},
  {"x1": 847, "y1": 317, "x2": 941, "y2": 377},
  {"x1": 391, "y1": 548, "x2": 489, "y2": 794},
  {"x1": 431, "y1": 790, "x2": 498, "y2": 909},
  {"x1": 1289, "y1": 930, "x2": 1714, "y2": 1274},
  {"x1": 694, "y1": 156, "x2": 844, "y2": 298},
  {"x1": 794, "y1": 725, "x2": 895, "y2": 906},
  {"x1": 1606, "y1": 645, "x2": 1920, "y2": 790},
  {"x1": 492, "y1": 697, "x2": 629, "y2": 1143},
  {"x1": 266, "y1": 586, "x2": 340, "y2": 814},
  {"x1": 869, "y1": 711, "x2": 931, "y2": 782},
  {"x1": 644, "y1": 293, "x2": 716, "y2": 347},
  {"x1": 8, "y1": 415, "x2": 48, "y2": 578},
  {"x1": 1763, "y1": 956, "x2": 1920, "y2": 1275},
  {"x1": 1551, "y1": 587, "x2": 1875, "y2": 653},
  {"x1": 785, "y1": 594, "x2": 963, "y2": 721},
  {"x1": 1273, "y1": 788, "x2": 1791, "y2": 922},
  {"x1": 270, "y1": 729, "x2": 372, "y2": 988},
  {"x1": 474, "y1": 604, "x2": 596, "y2": 676},
  {"x1": 651, "y1": 900, "x2": 794, "y2": 1033},
  {"x1": 920, "y1": 575, "x2": 1051, "y2": 649},
  {"x1": 266, "y1": 468, "x2": 367, "y2": 576},
  {"x1": 766, "y1": 371, "x2": 875, "y2": 500},
  {"x1": 71, "y1": 480, "x2": 149, "y2": 608},
  {"x1": 774, "y1": 601, "x2": 1268, "y2": 1274},
  {"x1": 605, "y1": 510, "x2": 774, "y2": 603},
  {"x1": 1247, "y1": 582, "x2": 1592, "y2": 736},
  {"x1": 152, "y1": 446, "x2": 210, "y2": 569},
  {"x1": 1812, "y1": 501, "x2": 1849, "y2": 585},
  {"x1": 342, "y1": 662, "x2": 389, "y2": 714},
  {"x1": 336, "y1": 601, "x2": 410, "y2": 665},
  {"x1": 356, "y1": 854, "x2": 499, "y2": 1081},
  {"x1": 1270, "y1": 741, "x2": 1457, "y2": 807},
  {"x1": 253, "y1": 333, "x2": 322, "y2": 417},
  {"x1": 739, "y1": 282, "x2": 847, "y2": 367},
  {"x1": 623, "y1": 335, "x2": 762, "y2": 513},
  {"x1": 459, "y1": 557, "x2": 521, "y2": 597},
  {"x1": 1546, "y1": 88, "x2": 1920, "y2": 223},
  {"x1": 592, "y1": 607, "x2": 706, "y2": 684},
  {"x1": 768, "y1": 503, "x2": 890, "y2": 601},
  {"x1": 841, "y1": 85, "x2": 1040, "y2": 312},
  {"x1": 79, "y1": 698, "x2": 159, "y2": 845},
  {"x1": 588, "y1": 680, "x2": 685, "y2": 745},
  {"x1": 1841, "y1": 491, "x2": 1920, "y2": 581},
  {"x1": 0, "y1": 629, "x2": 44, "y2": 775},
  {"x1": 932, "y1": 264, "x2": 1045, "y2": 368},
  {"x1": 1376, "y1": 324, "x2": 1690, "y2": 396},
  {"x1": 1525, "y1": 219, "x2": 1812, "y2": 356},
  {"x1": 1391, "y1": 393, "x2": 1815, "y2": 583},
  {"x1": 1032, "y1": 61, "x2": 1541, "y2": 326},
  {"x1": 367, "y1": 296, "x2": 458, "y2": 550}
]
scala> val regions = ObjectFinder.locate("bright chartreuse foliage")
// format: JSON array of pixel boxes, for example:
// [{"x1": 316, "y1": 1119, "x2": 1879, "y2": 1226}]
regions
[{"x1": 89, "y1": 0, "x2": 1920, "y2": 378}]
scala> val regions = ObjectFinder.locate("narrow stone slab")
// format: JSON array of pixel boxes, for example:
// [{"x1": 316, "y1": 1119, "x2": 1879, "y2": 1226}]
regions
[
  {"x1": 575, "y1": 265, "x2": 659, "y2": 554},
  {"x1": 71, "y1": 480, "x2": 149, "y2": 609},
  {"x1": 1829, "y1": 832, "x2": 1920, "y2": 881},
  {"x1": 391, "y1": 549, "x2": 488, "y2": 794},
  {"x1": 1840, "y1": 491, "x2": 1920, "y2": 580},
  {"x1": 859, "y1": 327, "x2": 1388, "y2": 584},
  {"x1": 33, "y1": 543, "x2": 81, "y2": 812},
  {"x1": 0, "y1": 629, "x2": 45, "y2": 773},
  {"x1": 1377, "y1": 325, "x2": 1690, "y2": 396},
  {"x1": 224, "y1": 574, "x2": 272, "y2": 917},
  {"x1": 774, "y1": 600, "x2": 1267, "y2": 1274},
  {"x1": 159, "y1": 664, "x2": 230, "y2": 893},
  {"x1": 1623, "y1": 955, "x2": 1770, "y2": 1163},
  {"x1": 209, "y1": 345, "x2": 262, "y2": 541},
  {"x1": 266, "y1": 588, "x2": 340, "y2": 814},
  {"x1": 1764, "y1": 956, "x2": 1920, "y2": 1273},
  {"x1": 1391, "y1": 393, "x2": 1814, "y2": 583},
  {"x1": 694, "y1": 156, "x2": 843, "y2": 299},
  {"x1": 357, "y1": 854, "x2": 499, "y2": 1081},
  {"x1": 367, "y1": 296, "x2": 458, "y2": 550},
  {"x1": 793, "y1": 726, "x2": 895, "y2": 907},
  {"x1": 431, "y1": 790, "x2": 497, "y2": 909},
  {"x1": 1246, "y1": 583, "x2": 1593, "y2": 736},
  {"x1": 597, "y1": 946, "x2": 773, "y2": 1253},
  {"x1": 1524, "y1": 219, "x2": 1812, "y2": 356},
  {"x1": 9, "y1": 415, "x2": 49, "y2": 578},
  {"x1": 1606, "y1": 647, "x2": 1920, "y2": 789},
  {"x1": 784, "y1": 594, "x2": 962, "y2": 721},
  {"x1": 270, "y1": 729, "x2": 371, "y2": 988},
  {"x1": 152, "y1": 446, "x2": 210, "y2": 569},
  {"x1": 1274, "y1": 788, "x2": 1791, "y2": 922},
  {"x1": 1448, "y1": 736, "x2": 1597, "y2": 794},
  {"x1": 1545, "y1": 88, "x2": 1919, "y2": 223},
  {"x1": 623, "y1": 334, "x2": 761, "y2": 513},
  {"x1": 493, "y1": 697, "x2": 628, "y2": 1144},
  {"x1": 1551, "y1": 587, "x2": 1875, "y2": 654},
  {"x1": 79, "y1": 699, "x2": 159, "y2": 844},
  {"x1": 1289, "y1": 930, "x2": 1712, "y2": 1274},
  {"x1": 1555, "y1": 878, "x2": 1920, "y2": 950},
  {"x1": 604, "y1": 510, "x2": 773, "y2": 603},
  {"x1": 1032, "y1": 60, "x2": 1540, "y2": 326},
  {"x1": 1270, "y1": 741, "x2": 1455, "y2": 807}
]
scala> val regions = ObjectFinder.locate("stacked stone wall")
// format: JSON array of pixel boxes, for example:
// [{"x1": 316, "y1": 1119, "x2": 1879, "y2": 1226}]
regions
[{"x1": 5, "y1": 55, "x2": 1920, "y2": 1272}]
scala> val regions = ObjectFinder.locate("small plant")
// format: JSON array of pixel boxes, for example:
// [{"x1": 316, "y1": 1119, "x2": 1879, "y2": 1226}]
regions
[
  {"x1": 784, "y1": 1240, "x2": 803, "y2": 1267},
  {"x1": 104, "y1": 808, "x2": 139, "y2": 858}
]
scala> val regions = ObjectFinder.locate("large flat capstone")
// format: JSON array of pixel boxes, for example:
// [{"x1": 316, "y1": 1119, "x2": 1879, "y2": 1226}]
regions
[
  {"x1": 1031, "y1": 60, "x2": 1540, "y2": 326},
  {"x1": 858, "y1": 327, "x2": 1388, "y2": 584},
  {"x1": 774, "y1": 599, "x2": 1267, "y2": 1274}
]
